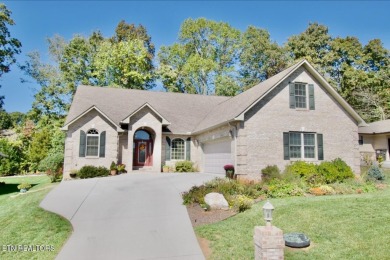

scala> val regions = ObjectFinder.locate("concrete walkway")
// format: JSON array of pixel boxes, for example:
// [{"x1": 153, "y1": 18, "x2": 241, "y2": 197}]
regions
[{"x1": 40, "y1": 173, "x2": 219, "y2": 260}]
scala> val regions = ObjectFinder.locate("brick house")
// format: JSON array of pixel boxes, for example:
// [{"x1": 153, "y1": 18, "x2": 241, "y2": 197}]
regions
[{"x1": 62, "y1": 60, "x2": 366, "y2": 179}]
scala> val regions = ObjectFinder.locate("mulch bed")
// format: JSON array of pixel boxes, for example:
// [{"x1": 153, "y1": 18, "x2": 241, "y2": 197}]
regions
[{"x1": 186, "y1": 203, "x2": 237, "y2": 227}]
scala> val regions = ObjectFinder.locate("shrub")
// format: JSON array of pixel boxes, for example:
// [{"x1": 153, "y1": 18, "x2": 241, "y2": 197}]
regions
[
  {"x1": 182, "y1": 178, "x2": 263, "y2": 205},
  {"x1": 284, "y1": 158, "x2": 354, "y2": 185},
  {"x1": 175, "y1": 161, "x2": 194, "y2": 172},
  {"x1": 366, "y1": 165, "x2": 385, "y2": 181},
  {"x1": 261, "y1": 165, "x2": 281, "y2": 182},
  {"x1": 38, "y1": 152, "x2": 64, "y2": 182},
  {"x1": 263, "y1": 179, "x2": 306, "y2": 198},
  {"x1": 17, "y1": 183, "x2": 31, "y2": 190},
  {"x1": 117, "y1": 164, "x2": 126, "y2": 173},
  {"x1": 78, "y1": 165, "x2": 109, "y2": 179},
  {"x1": 110, "y1": 161, "x2": 117, "y2": 170},
  {"x1": 230, "y1": 195, "x2": 254, "y2": 212},
  {"x1": 284, "y1": 161, "x2": 319, "y2": 183}
]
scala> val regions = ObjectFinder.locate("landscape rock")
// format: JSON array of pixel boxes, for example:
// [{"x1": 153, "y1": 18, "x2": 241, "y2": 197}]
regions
[{"x1": 204, "y1": 192, "x2": 229, "y2": 210}]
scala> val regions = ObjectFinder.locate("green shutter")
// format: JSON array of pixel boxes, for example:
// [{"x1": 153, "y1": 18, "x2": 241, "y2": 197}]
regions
[
  {"x1": 186, "y1": 137, "x2": 191, "y2": 161},
  {"x1": 309, "y1": 84, "x2": 315, "y2": 110},
  {"x1": 289, "y1": 83, "x2": 295, "y2": 109},
  {"x1": 317, "y1": 134, "x2": 324, "y2": 160},
  {"x1": 99, "y1": 131, "x2": 106, "y2": 158},
  {"x1": 79, "y1": 130, "x2": 86, "y2": 157},
  {"x1": 283, "y1": 132, "x2": 290, "y2": 160},
  {"x1": 165, "y1": 137, "x2": 171, "y2": 161}
]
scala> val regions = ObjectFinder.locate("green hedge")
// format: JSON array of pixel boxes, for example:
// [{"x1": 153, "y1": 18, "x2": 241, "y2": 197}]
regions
[{"x1": 78, "y1": 165, "x2": 109, "y2": 179}]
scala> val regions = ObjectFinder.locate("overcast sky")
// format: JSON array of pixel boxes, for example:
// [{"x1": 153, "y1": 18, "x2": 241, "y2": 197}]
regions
[{"x1": 2, "y1": 1, "x2": 389, "y2": 113}]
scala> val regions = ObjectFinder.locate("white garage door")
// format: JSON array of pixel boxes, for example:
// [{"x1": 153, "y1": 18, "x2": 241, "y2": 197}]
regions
[{"x1": 203, "y1": 139, "x2": 233, "y2": 174}]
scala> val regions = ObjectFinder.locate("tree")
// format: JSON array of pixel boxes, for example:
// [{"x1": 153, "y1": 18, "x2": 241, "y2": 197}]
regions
[
  {"x1": 240, "y1": 26, "x2": 290, "y2": 89},
  {"x1": 0, "y1": 4, "x2": 22, "y2": 109},
  {"x1": 0, "y1": 110, "x2": 11, "y2": 129},
  {"x1": 158, "y1": 18, "x2": 241, "y2": 95},
  {"x1": 286, "y1": 23, "x2": 331, "y2": 74},
  {"x1": 22, "y1": 21, "x2": 155, "y2": 118}
]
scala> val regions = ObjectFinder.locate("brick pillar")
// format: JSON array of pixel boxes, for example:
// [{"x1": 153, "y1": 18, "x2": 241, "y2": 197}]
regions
[{"x1": 254, "y1": 225, "x2": 284, "y2": 260}]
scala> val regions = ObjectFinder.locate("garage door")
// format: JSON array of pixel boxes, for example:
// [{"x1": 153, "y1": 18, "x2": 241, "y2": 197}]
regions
[{"x1": 203, "y1": 139, "x2": 233, "y2": 174}]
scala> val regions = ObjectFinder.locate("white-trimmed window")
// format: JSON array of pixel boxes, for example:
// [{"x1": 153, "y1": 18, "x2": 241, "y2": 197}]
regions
[
  {"x1": 86, "y1": 129, "x2": 99, "y2": 156},
  {"x1": 283, "y1": 132, "x2": 323, "y2": 160},
  {"x1": 289, "y1": 83, "x2": 315, "y2": 110},
  {"x1": 171, "y1": 138, "x2": 185, "y2": 160}
]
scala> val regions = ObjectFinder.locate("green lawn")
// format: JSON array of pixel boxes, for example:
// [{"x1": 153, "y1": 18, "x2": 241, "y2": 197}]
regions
[
  {"x1": 196, "y1": 171, "x2": 390, "y2": 260},
  {"x1": 0, "y1": 175, "x2": 72, "y2": 260}
]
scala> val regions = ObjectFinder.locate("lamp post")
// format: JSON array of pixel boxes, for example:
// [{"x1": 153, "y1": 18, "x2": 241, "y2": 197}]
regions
[{"x1": 262, "y1": 200, "x2": 274, "y2": 227}]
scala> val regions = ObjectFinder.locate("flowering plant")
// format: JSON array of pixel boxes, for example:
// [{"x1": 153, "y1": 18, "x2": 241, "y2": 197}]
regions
[
  {"x1": 117, "y1": 164, "x2": 126, "y2": 173},
  {"x1": 224, "y1": 164, "x2": 234, "y2": 171}
]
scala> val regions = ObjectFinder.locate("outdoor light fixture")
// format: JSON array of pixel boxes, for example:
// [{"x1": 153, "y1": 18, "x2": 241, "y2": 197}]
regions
[{"x1": 262, "y1": 200, "x2": 274, "y2": 226}]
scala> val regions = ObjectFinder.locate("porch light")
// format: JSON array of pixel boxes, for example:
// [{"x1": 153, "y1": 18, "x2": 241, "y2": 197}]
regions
[{"x1": 262, "y1": 200, "x2": 274, "y2": 226}]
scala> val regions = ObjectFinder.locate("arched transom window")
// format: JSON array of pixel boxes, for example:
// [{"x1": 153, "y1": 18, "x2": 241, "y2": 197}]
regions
[
  {"x1": 86, "y1": 129, "x2": 99, "y2": 156},
  {"x1": 171, "y1": 138, "x2": 185, "y2": 160}
]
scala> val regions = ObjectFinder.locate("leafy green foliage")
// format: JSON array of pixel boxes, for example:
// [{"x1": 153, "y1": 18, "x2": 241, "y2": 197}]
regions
[
  {"x1": 158, "y1": 18, "x2": 241, "y2": 95},
  {"x1": 284, "y1": 159, "x2": 354, "y2": 185},
  {"x1": 78, "y1": 165, "x2": 109, "y2": 179},
  {"x1": 38, "y1": 152, "x2": 64, "y2": 182},
  {"x1": 240, "y1": 26, "x2": 290, "y2": 88},
  {"x1": 27, "y1": 128, "x2": 52, "y2": 172},
  {"x1": 262, "y1": 179, "x2": 306, "y2": 198},
  {"x1": 17, "y1": 182, "x2": 31, "y2": 190},
  {"x1": 182, "y1": 178, "x2": 263, "y2": 206},
  {"x1": 367, "y1": 164, "x2": 385, "y2": 181},
  {"x1": 261, "y1": 165, "x2": 282, "y2": 182},
  {"x1": 0, "y1": 138, "x2": 24, "y2": 176},
  {"x1": 0, "y1": 110, "x2": 12, "y2": 129},
  {"x1": 175, "y1": 160, "x2": 194, "y2": 172},
  {"x1": 230, "y1": 195, "x2": 254, "y2": 212}
]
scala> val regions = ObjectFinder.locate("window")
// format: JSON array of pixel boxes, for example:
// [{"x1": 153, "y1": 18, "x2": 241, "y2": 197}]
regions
[
  {"x1": 289, "y1": 83, "x2": 315, "y2": 110},
  {"x1": 358, "y1": 135, "x2": 363, "y2": 145},
  {"x1": 294, "y1": 83, "x2": 307, "y2": 108},
  {"x1": 171, "y1": 138, "x2": 185, "y2": 160},
  {"x1": 86, "y1": 129, "x2": 99, "y2": 156},
  {"x1": 284, "y1": 132, "x2": 323, "y2": 160}
]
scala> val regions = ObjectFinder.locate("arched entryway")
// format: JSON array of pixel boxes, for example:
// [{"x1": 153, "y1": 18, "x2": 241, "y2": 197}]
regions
[{"x1": 133, "y1": 129, "x2": 154, "y2": 167}]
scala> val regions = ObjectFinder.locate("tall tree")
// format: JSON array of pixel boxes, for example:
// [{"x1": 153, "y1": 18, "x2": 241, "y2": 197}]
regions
[
  {"x1": 158, "y1": 18, "x2": 241, "y2": 95},
  {"x1": 240, "y1": 26, "x2": 290, "y2": 89},
  {"x1": 22, "y1": 21, "x2": 155, "y2": 117},
  {"x1": 0, "y1": 4, "x2": 22, "y2": 109},
  {"x1": 286, "y1": 23, "x2": 331, "y2": 74}
]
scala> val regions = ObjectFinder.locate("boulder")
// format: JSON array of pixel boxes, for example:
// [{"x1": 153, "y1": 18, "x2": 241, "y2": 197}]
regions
[{"x1": 204, "y1": 192, "x2": 229, "y2": 210}]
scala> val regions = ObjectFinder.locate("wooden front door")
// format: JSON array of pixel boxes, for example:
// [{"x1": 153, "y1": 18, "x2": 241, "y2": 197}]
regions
[{"x1": 134, "y1": 140, "x2": 153, "y2": 166}]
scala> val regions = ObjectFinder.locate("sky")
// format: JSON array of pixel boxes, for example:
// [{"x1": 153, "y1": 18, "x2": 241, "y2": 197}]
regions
[{"x1": 1, "y1": 0, "x2": 389, "y2": 113}]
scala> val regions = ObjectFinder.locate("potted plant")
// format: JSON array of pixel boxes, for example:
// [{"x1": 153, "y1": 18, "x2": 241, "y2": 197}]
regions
[
  {"x1": 162, "y1": 164, "x2": 170, "y2": 173},
  {"x1": 224, "y1": 164, "x2": 235, "y2": 179},
  {"x1": 17, "y1": 183, "x2": 32, "y2": 193},
  {"x1": 110, "y1": 161, "x2": 117, "y2": 176},
  {"x1": 69, "y1": 169, "x2": 78, "y2": 178},
  {"x1": 117, "y1": 164, "x2": 126, "y2": 174}
]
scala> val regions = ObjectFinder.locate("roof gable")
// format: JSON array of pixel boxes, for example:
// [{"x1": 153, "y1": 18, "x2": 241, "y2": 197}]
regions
[
  {"x1": 121, "y1": 103, "x2": 171, "y2": 125},
  {"x1": 193, "y1": 59, "x2": 366, "y2": 133}
]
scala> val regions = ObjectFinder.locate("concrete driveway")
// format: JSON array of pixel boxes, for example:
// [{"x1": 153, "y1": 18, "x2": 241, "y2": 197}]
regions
[{"x1": 40, "y1": 173, "x2": 219, "y2": 260}]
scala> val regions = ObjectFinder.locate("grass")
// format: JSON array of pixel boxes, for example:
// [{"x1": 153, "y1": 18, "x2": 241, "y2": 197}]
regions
[
  {"x1": 196, "y1": 169, "x2": 390, "y2": 260},
  {"x1": 0, "y1": 175, "x2": 72, "y2": 260}
]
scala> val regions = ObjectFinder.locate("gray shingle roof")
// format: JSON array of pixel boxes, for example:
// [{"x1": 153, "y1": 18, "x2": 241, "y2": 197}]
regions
[
  {"x1": 65, "y1": 59, "x2": 365, "y2": 133},
  {"x1": 65, "y1": 86, "x2": 229, "y2": 133},
  {"x1": 358, "y1": 119, "x2": 390, "y2": 134}
]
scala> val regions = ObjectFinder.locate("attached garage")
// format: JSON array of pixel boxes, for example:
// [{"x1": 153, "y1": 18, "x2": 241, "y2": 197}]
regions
[{"x1": 203, "y1": 138, "x2": 233, "y2": 174}]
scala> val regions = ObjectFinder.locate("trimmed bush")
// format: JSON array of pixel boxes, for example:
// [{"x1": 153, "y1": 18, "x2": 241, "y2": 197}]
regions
[
  {"x1": 78, "y1": 165, "x2": 109, "y2": 179},
  {"x1": 261, "y1": 165, "x2": 281, "y2": 182},
  {"x1": 38, "y1": 152, "x2": 64, "y2": 182},
  {"x1": 284, "y1": 158, "x2": 354, "y2": 185},
  {"x1": 230, "y1": 195, "x2": 254, "y2": 212},
  {"x1": 367, "y1": 165, "x2": 385, "y2": 181},
  {"x1": 175, "y1": 161, "x2": 194, "y2": 172}
]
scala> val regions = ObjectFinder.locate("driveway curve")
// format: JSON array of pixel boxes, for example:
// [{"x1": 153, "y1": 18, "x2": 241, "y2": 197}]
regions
[{"x1": 40, "y1": 173, "x2": 219, "y2": 260}]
